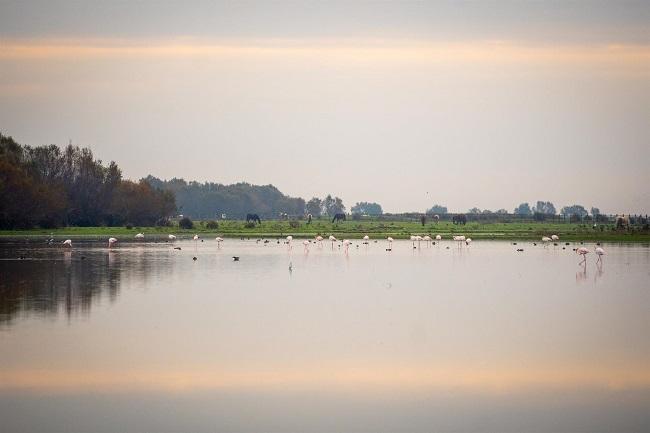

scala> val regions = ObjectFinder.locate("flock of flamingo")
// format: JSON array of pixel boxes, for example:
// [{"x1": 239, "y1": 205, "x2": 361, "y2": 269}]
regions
[{"x1": 58, "y1": 230, "x2": 606, "y2": 265}]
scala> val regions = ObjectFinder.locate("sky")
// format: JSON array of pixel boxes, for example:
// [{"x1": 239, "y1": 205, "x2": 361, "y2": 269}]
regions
[{"x1": 1, "y1": 0, "x2": 649, "y2": 214}]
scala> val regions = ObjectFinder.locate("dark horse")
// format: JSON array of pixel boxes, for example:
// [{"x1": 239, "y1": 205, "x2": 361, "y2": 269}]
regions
[
  {"x1": 452, "y1": 214, "x2": 467, "y2": 225},
  {"x1": 246, "y1": 213, "x2": 261, "y2": 225},
  {"x1": 332, "y1": 213, "x2": 346, "y2": 223}
]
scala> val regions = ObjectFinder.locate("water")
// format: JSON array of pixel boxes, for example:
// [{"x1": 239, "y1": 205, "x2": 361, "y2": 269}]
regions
[{"x1": 1, "y1": 239, "x2": 649, "y2": 433}]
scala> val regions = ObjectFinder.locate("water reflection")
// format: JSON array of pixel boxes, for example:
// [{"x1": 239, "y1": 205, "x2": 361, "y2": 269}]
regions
[
  {"x1": 0, "y1": 243, "x2": 171, "y2": 324},
  {"x1": 0, "y1": 240, "x2": 649, "y2": 432}
]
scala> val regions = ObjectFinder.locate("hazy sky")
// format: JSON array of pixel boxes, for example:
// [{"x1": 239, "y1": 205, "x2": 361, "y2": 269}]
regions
[{"x1": 1, "y1": 1, "x2": 649, "y2": 213}]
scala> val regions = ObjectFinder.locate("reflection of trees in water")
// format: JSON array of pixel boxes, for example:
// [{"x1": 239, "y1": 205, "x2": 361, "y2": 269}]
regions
[{"x1": 0, "y1": 247, "x2": 173, "y2": 325}]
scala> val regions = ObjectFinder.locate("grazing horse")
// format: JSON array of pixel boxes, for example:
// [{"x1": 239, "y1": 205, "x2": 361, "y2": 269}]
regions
[
  {"x1": 246, "y1": 213, "x2": 262, "y2": 225},
  {"x1": 332, "y1": 213, "x2": 346, "y2": 223},
  {"x1": 433, "y1": 214, "x2": 440, "y2": 224},
  {"x1": 452, "y1": 214, "x2": 467, "y2": 225},
  {"x1": 420, "y1": 215, "x2": 427, "y2": 226}
]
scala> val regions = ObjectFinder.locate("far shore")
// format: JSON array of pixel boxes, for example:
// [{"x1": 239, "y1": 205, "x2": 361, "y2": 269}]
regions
[{"x1": 1, "y1": 220, "x2": 648, "y2": 242}]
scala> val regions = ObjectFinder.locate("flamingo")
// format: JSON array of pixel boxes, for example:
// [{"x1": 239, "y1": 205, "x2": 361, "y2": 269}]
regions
[
  {"x1": 303, "y1": 240, "x2": 310, "y2": 253},
  {"x1": 576, "y1": 246, "x2": 589, "y2": 265},
  {"x1": 387, "y1": 237, "x2": 393, "y2": 250},
  {"x1": 168, "y1": 234, "x2": 176, "y2": 241},
  {"x1": 423, "y1": 235, "x2": 431, "y2": 247},
  {"x1": 465, "y1": 237, "x2": 472, "y2": 246},
  {"x1": 453, "y1": 235, "x2": 466, "y2": 247},
  {"x1": 410, "y1": 235, "x2": 417, "y2": 248},
  {"x1": 315, "y1": 235, "x2": 324, "y2": 247},
  {"x1": 415, "y1": 235, "x2": 422, "y2": 249},
  {"x1": 215, "y1": 237, "x2": 223, "y2": 248},
  {"x1": 551, "y1": 235, "x2": 559, "y2": 241},
  {"x1": 342, "y1": 239, "x2": 351, "y2": 254},
  {"x1": 435, "y1": 235, "x2": 442, "y2": 241},
  {"x1": 595, "y1": 246, "x2": 605, "y2": 263},
  {"x1": 62, "y1": 239, "x2": 72, "y2": 248},
  {"x1": 108, "y1": 237, "x2": 117, "y2": 248},
  {"x1": 286, "y1": 235, "x2": 293, "y2": 250},
  {"x1": 135, "y1": 232, "x2": 145, "y2": 240},
  {"x1": 542, "y1": 236, "x2": 551, "y2": 246},
  {"x1": 329, "y1": 235, "x2": 337, "y2": 249},
  {"x1": 363, "y1": 235, "x2": 370, "y2": 245}
]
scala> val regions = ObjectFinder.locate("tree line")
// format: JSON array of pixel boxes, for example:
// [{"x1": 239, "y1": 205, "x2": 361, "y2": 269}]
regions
[{"x1": 0, "y1": 133, "x2": 175, "y2": 229}]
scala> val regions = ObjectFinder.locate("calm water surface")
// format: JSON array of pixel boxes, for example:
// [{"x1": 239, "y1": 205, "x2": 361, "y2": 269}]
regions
[{"x1": 1, "y1": 239, "x2": 649, "y2": 433}]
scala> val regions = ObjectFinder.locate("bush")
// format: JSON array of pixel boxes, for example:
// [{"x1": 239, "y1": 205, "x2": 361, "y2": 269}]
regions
[
  {"x1": 205, "y1": 220, "x2": 219, "y2": 230},
  {"x1": 156, "y1": 217, "x2": 171, "y2": 227},
  {"x1": 244, "y1": 221, "x2": 256, "y2": 229},
  {"x1": 289, "y1": 220, "x2": 300, "y2": 229},
  {"x1": 179, "y1": 217, "x2": 194, "y2": 229},
  {"x1": 125, "y1": 223, "x2": 134, "y2": 229}
]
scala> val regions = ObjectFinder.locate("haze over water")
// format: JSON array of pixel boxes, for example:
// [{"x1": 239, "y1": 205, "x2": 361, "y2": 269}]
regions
[{"x1": 1, "y1": 239, "x2": 649, "y2": 432}]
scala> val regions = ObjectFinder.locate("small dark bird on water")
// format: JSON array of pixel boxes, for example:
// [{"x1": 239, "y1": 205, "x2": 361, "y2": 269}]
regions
[
  {"x1": 192, "y1": 256, "x2": 197, "y2": 261},
  {"x1": 386, "y1": 248, "x2": 392, "y2": 252},
  {"x1": 512, "y1": 242, "x2": 517, "y2": 245},
  {"x1": 174, "y1": 247, "x2": 181, "y2": 250},
  {"x1": 533, "y1": 243, "x2": 537, "y2": 246},
  {"x1": 232, "y1": 256, "x2": 240, "y2": 261},
  {"x1": 516, "y1": 248, "x2": 524, "y2": 252},
  {"x1": 565, "y1": 242, "x2": 570, "y2": 245}
]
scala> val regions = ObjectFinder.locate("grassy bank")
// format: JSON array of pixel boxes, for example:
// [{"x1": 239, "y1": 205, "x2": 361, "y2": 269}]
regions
[{"x1": 1, "y1": 219, "x2": 649, "y2": 242}]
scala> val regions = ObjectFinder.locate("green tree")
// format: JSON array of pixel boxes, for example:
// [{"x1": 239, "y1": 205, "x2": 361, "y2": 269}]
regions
[
  {"x1": 514, "y1": 203, "x2": 533, "y2": 216},
  {"x1": 351, "y1": 202, "x2": 383, "y2": 215},
  {"x1": 427, "y1": 204, "x2": 448, "y2": 214}
]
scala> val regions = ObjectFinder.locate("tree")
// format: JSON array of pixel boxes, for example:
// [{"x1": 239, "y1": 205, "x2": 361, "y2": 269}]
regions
[
  {"x1": 467, "y1": 207, "x2": 481, "y2": 214},
  {"x1": 351, "y1": 202, "x2": 383, "y2": 215},
  {"x1": 560, "y1": 205, "x2": 588, "y2": 218},
  {"x1": 306, "y1": 197, "x2": 322, "y2": 217},
  {"x1": 533, "y1": 201, "x2": 556, "y2": 215},
  {"x1": 427, "y1": 204, "x2": 448, "y2": 214},
  {"x1": 514, "y1": 203, "x2": 532, "y2": 216},
  {"x1": 496, "y1": 209, "x2": 508, "y2": 215},
  {"x1": 591, "y1": 207, "x2": 601, "y2": 216},
  {"x1": 323, "y1": 195, "x2": 345, "y2": 216}
]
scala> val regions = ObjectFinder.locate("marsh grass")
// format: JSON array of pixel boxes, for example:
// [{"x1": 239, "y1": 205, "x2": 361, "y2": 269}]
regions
[{"x1": 1, "y1": 218, "x2": 648, "y2": 241}]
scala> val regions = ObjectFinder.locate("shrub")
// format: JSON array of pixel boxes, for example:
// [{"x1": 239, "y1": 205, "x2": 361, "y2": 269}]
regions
[
  {"x1": 179, "y1": 217, "x2": 194, "y2": 229},
  {"x1": 156, "y1": 217, "x2": 171, "y2": 227},
  {"x1": 244, "y1": 222, "x2": 256, "y2": 229},
  {"x1": 125, "y1": 223, "x2": 134, "y2": 229},
  {"x1": 205, "y1": 220, "x2": 219, "y2": 230},
  {"x1": 289, "y1": 220, "x2": 300, "y2": 229}
]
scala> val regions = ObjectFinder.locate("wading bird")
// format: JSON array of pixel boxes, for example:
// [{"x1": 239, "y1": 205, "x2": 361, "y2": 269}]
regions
[
  {"x1": 108, "y1": 237, "x2": 117, "y2": 248},
  {"x1": 342, "y1": 239, "x2": 351, "y2": 254},
  {"x1": 387, "y1": 237, "x2": 393, "y2": 250},
  {"x1": 465, "y1": 237, "x2": 472, "y2": 246},
  {"x1": 542, "y1": 236, "x2": 551, "y2": 246},
  {"x1": 135, "y1": 233, "x2": 145, "y2": 240},
  {"x1": 576, "y1": 246, "x2": 589, "y2": 265},
  {"x1": 168, "y1": 234, "x2": 176, "y2": 241},
  {"x1": 423, "y1": 235, "x2": 431, "y2": 246},
  {"x1": 215, "y1": 237, "x2": 223, "y2": 248},
  {"x1": 453, "y1": 235, "x2": 466, "y2": 247},
  {"x1": 595, "y1": 246, "x2": 605, "y2": 263},
  {"x1": 315, "y1": 235, "x2": 323, "y2": 247},
  {"x1": 551, "y1": 234, "x2": 559, "y2": 241},
  {"x1": 62, "y1": 239, "x2": 72, "y2": 248},
  {"x1": 303, "y1": 240, "x2": 310, "y2": 252},
  {"x1": 363, "y1": 235, "x2": 370, "y2": 244},
  {"x1": 286, "y1": 235, "x2": 293, "y2": 250},
  {"x1": 329, "y1": 235, "x2": 337, "y2": 249}
]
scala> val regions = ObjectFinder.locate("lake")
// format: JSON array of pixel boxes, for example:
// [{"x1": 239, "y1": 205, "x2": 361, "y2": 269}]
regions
[{"x1": 1, "y1": 238, "x2": 649, "y2": 433}]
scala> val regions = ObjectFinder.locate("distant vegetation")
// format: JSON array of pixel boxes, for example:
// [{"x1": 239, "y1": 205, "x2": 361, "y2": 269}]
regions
[
  {"x1": 0, "y1": 133, "x2": 174, "y2": 229},
  {"x1": 144, "y1": 176, "x2": 306, "y2": 220}
]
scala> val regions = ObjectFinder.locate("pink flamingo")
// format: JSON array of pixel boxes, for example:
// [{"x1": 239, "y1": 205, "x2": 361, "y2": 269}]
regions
[
  {"x1": 594, "y1": 246, "x2": 605, "y2": 263},
  {"x1": 576, "y1": 247, "x2": 589, "y2": 265},
  {"x1": 108, "y1": 237, "x2": 117, "y2": 248}
]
